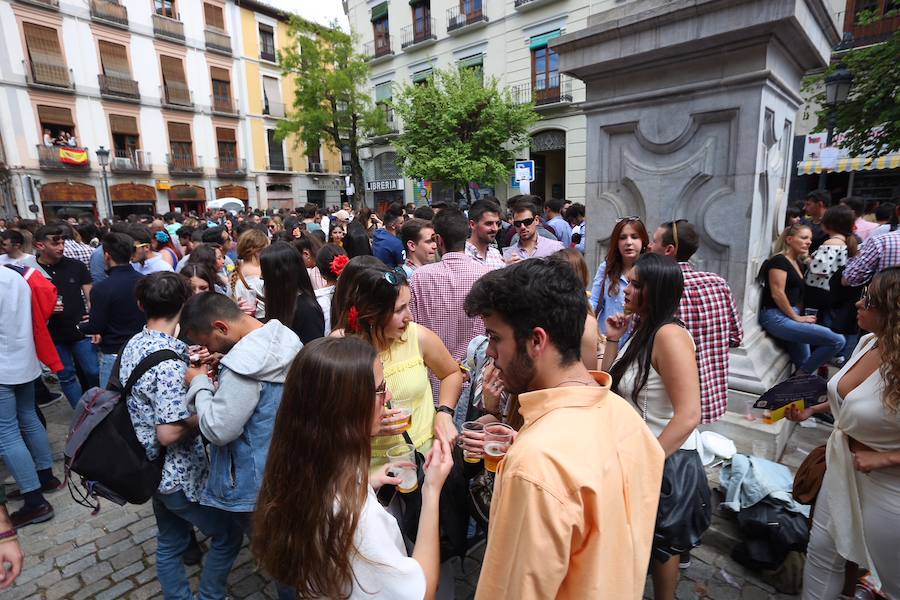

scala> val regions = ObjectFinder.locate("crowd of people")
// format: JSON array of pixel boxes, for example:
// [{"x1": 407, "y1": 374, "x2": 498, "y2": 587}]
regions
[{"x1": 0, "y1": 187, "x2": 897, "y2": 599}]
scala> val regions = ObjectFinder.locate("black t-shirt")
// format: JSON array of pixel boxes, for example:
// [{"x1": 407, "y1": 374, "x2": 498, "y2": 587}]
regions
[
  {"x1": 803, "y1": 218, "x2": 828, "y2": 254},
  {"x1": 761, "y1": 254, "x2": 805, "y2": 310},
  {"x1": 290, "y1": 293, "x2": 325, "y2": 345},
  {"x1": 38, "y1": 256, "x2": 91, "y2": 342}
]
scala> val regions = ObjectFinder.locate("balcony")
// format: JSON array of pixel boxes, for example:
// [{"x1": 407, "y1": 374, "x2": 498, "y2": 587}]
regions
[
  {"x1": 205, "y1": 28, "x2": 232, "y2": 55},
  {"x1": 211, "y1": 94, "x2": 238, "y2": 116},
  {"x1": 110, "y1": 150, "x2": 151, "y2": 174},
  {"x1": 370, "y1": 106, "x2": 399, "y2": 139},
  {"x1": 266, "y1": 156, "x2": 292, "y2": 172},
  {"x1": 99, "y1": 74, "x2": 140, "y2": 100},
  {"x1": 510, "y1": 74, "x2": 573, "y2": 108},
  {"x1": 90, "y1": 0, "x2": 128, "y2": 27},
  {"x1": 841, "y1": 11, "x2": 900, "y2": 49},
  {"x1": 447, "y1": 4, "x2": 488, "y2": 34},
  {"x1": 364, "y1": 37, "x2": 394, "y2": 64},
  {"x1": 167, "y1": 154, "x2": 203, "y2": 176},
  {"x1": 23, "y1": 59, "x2": 74, "y2": 92},
  {"x1": 152, "y1": 13, "x2": 185, "y2": 43},
  {"x1": 401, "y1": 21, "x2": 437, "y2": 50},
  {"x1": 36, "y1": 145, "x2": 91, "y2": 171},
  {"x1": 13, "y1": 0, "x2": 58, "y2": 10},
  {"x1": 216, "y1": 157, "x2": 247, "y2": 178},
  {"x1": 307, "y1": 162, "x2": 324, "y2": 173},
  {"x1": 260, "y1": 49, "x2": 277, "y2": 63},
  {"x1": 513, "y1": 0, "x2": 554, "y2": 10},
  {"x1": 263, "y1": 100, "x2": 285, "y2": 118},
  {"x1": 161, "y1": 83, "x2": 193, "y2": 111}
]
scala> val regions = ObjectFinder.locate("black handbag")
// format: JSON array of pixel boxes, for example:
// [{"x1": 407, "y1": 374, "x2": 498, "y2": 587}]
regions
[{"x1": 652, "y1": 449, "x2": 712, "y2": 562}]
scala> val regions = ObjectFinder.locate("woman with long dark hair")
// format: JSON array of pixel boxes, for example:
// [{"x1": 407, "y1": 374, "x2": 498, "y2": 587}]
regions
[
  {"x1": 293, "y1": 231, "x2": 326, "y2": 289},
  {"x1": 601, "y1": 253, "x2": 706, "y2": 600},
  {"x1": 253, "y1": 337, "x2": 452, "y2": 599},
  {"x1": 589, "y1": 217, "x2": 649, "y2": 344},
  {"x1": 344, "y1": 219, "x2": 373, "y2": 259},
  {"x1": 259, "y1": 241, "x2": 324, "y2": 344},
  {"x1": 182, "y1": 263, "x2": 221, "y2": 295},
  {"x1": 314, "y1": 243, "x2": 347, "y2": 336}
]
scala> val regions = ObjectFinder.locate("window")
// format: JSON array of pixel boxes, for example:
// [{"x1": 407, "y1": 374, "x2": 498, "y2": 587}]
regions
[
  {"x1": 98, "y1": 41, "x2": 136, "y2": 96},
  {"x1": 411, "y1": 68, "x2": 432, "y2": 86},
  {"x1": 259, "y1": 24, "x2": 276, "y2": 61},
  {"x1": 23, "y1": 23, "x2": 69, "y2": 87},
  {"x1": 461, "y1": 0, "x2": 482, "y2": 19},
  {"x1": 375, "y1": 82, "x2": 393, "y2": 127},
  {"x1": 211, "y1": 67, "x2": 232, "y2": 112},
  {"x1": 216, "y1": 127, "x2": 237, "y2": 168},
  {"x1": 109, "y1": 115, "x2": 140, "y2": 158},
  {"x1": 412, "y1": 2, "x2": 431, "y2": 41},
  {"x1": 155, "y1": 0, "x2": 176, "y2": 17},
  {"x1": 267, "y1": 129, "x2": 285, "y2": 170},
  {"x1": 160, "y1": 55, "x2": 190, "y2": 105},
  {"x1": 38, "y1": 105, "x2": 76, "y2": 142},
  {"x1": 531, "y1": 31, "x2": 561, "y2": 104},
  {"x1": 204, "y1": 2, "x2": 225, "y2": 30},
  {"x1": 371, "y1": 3, "x2": 390, "y2": 56},
  {"x1": 167, "y1": 122, "x2": 193, "y2": 168},
  {"x1": 262, "y1": 76, "x2": 282, "y2": 117},
  {"x1": 459, "y1": 54, "x2": 483, "y2": 86},
  {"x1": 307, "y1": 140, "x2": 321, "y2": 171}
]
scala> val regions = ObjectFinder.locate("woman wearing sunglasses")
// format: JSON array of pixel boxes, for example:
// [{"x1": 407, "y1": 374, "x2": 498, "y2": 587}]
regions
[
  {"x1": 789, "y1": 267, "x2": 900, "y2": 599},
  {"x1": 589, "y1": 216, "x2": 649, "y2": 345},
  {"x1": 252, "y1": 337, "x2": 453, "y2": 600},
  {"x1": 332, "y1": 263, "x2": 464, "y2": 467}
]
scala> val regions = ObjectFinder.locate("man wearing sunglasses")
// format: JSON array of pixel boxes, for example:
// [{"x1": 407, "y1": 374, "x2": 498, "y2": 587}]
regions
[{"x1": 503, "y1": 201, "x2": 564, "y2": 263}]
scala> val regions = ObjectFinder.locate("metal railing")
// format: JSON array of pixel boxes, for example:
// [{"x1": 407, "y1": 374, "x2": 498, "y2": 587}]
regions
[
  {"x1": 307, "y1": 162, "x2": 324, "y2": 173},
  {"x1": 167, "y1": 153, "x2": 203, "y2": 175},
  {"x1": 447, "y1": 3, "x2": 487, "y2": 32},
  {"x1": 161, "y1": 82, "x2": 193, "y2": 108},
  {"x1": 23, "y1": 58, "x2": 73, "y2": 90},
  {"x1": 266, "y1": 156, "x2": 292, "y2": 172},
  {"x1": 401, "y1": 20, "x2": 436, "y2": 49},
  {"x1": 216, "y1": 157, "x2": 247, "y2": 177},
  {"x1": 364, "y1": 36, "x2": 393, "y2": 60},
  {"x1": 152, "y1": 13, "x2": 185, "y2": 42},
  {"x1": 205, "y1": 28, "x2": 232, "y2": 54},
  {"x1": 263, "y1": 100, "x2": 285, "y2": 118},
  {"x1": 110, "y1": 149, "x2": 151, "y2": 173},
  {"x1": 36, "y1": 144, "x2": 90, "y2": 170},
  {"x1": 260, "y1": 49, "x2": 276, "y2": 62},
  {"x1": 99, "y1": 73, "x2": 139, "y2": 99},
  {"x1": 211, "y1": 93, "x2": 236, "y2": 114},
  {"x1": 510, "y1": 74, "x2": 573, "y2": 107},
  {"x1": 90, "y1": 0, "x2": 127, "y2": 26}
]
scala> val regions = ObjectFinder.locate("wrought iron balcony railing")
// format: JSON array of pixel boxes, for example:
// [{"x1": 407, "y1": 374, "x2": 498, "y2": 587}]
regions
[
  {"x1": 364, "y1": 36, "x2": 394, "y2": 61},
  {"x1": 110, "y1": 150, "x2": 151, "y2": 174},
  {"x1": 216, "y1": 157, "x2": 247, "y2": 177},
  {"x1": 153, "y1": 13, "x2": 185, "y2": 43},
  {"x1": 90, "y1": 0, "x2": 128, "y2": 26},
  {"x1": 401, "y1": 20, "x2": 436, "y2": 49},
  {"x1": 36, "y1": 144, "x2": 90, "y2": 170},
  {"x1": 167, "y1": 154, "x2": 203, "y2": 176},
  {"x1": 447, "y1": 4, "x2": 488, "y2": 33},
  {"x1": 99, "y1": 74, "x2": 139, "y2": 100},
  {"x1": 205, "y1": 28, "x2": 232, "y2": 54},
  {"x1": 510, "y1": 74, "x2": 573, "y2": 107},
  {"x1": 23, "y1": 58, "x2": 73, "y2": 91}
]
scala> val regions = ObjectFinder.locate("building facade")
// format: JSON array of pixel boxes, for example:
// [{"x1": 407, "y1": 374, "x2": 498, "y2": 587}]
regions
[
  {"x1": 0, "y1": 0, "x2": 343, "y2": 221},
  {"x1": 345, "y1": 0, "x2": 617, "y2": 210}
]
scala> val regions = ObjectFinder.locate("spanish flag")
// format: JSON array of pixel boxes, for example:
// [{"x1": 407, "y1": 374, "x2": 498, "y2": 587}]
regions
[{"x1": 59, "y1": 147, "x2": 89, "y2": 165}]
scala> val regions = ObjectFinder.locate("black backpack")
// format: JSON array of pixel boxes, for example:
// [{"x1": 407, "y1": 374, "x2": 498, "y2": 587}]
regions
[{"x1": 64, "y1": 349, "x2": 180, "y2": 511}]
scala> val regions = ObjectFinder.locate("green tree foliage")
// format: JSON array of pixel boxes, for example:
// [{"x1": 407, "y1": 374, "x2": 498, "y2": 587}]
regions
[
  {"x1": 805, "y1": 29, "x2": 900, "y2": 158},
  {"x1": 392, "y1": 68, "x2": 539, "y2": 201},
  {"x1": 277, "y1": 18, "x2": 385, "y2": 208}
]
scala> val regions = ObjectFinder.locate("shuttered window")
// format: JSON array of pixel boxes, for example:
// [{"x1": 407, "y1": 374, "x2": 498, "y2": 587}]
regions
[
  {"x1": 23, "y1": 23, "x2": 69, "y2": 86},
  {"x1": 210, "y1": 67, "x2": 230, "y2": 83},
  {"x1": 167, "y1": 122, "x2": 192, "y2": 143},
  {"x1": 38, "y1": 105, "x2": 74, "y2": 127},
  {"x1": 259, "y1": 24, "x2": 275, "y2": 60},
  {"x1": 215, "y1": 127, "x2": 235, "y2": 142},
  {"x1": 98, "y1": 41, "x2": 131, "y2": 78},
  {"x1": 160, "y1": 56, "x2": 190, "y2": 105},
  {"x1": 216, "y1": 128, "x2": 237, "y2": 165},
  {"x1": 204, "y1": 3, "x2": 225, "y2": 29},
  {"x1": 109, "y1": 114, "x2": 139, "y2": 136}
]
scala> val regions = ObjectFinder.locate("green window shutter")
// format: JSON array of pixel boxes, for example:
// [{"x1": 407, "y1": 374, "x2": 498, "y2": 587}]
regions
[
  {"x1": 458, "y1": 54, "x2": 483, "y2": 69},
  {"x1": 529, "y1": 30, "x2": 561, "y2": 50},
  {"x1": 370, "y1": 2, "x2": 388, "y2": 22},
  {"x1": 409, "y1": 0, "x2": 427, "y2": 5},
  {"x1": 411, "y1": 68, "x2": 432, "y2": 83},
  {"x1": 375, "y1": 82, "x2": 393, "y2": 102}
]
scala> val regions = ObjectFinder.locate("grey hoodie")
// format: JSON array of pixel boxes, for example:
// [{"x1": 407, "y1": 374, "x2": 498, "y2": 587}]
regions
[{"x1": 187, "y1": 320, "x2": 302, "y2": 446}]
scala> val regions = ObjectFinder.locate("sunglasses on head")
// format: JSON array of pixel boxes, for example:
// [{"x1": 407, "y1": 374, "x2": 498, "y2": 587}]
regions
[
  {"x1": 513, "y1": 217, "x2": 536, "y2": 228},
  {"x1": 616, "y1": 216, "x2": 641, "y2": 223},
  {"x1": 382, "y1": 267, "x2": 407, "y2": 286}
]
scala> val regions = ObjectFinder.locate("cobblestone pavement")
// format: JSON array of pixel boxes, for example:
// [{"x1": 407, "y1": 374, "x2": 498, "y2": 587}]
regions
[{"x1": 1, "y1": 398, "x2": 828, "y2": 599}]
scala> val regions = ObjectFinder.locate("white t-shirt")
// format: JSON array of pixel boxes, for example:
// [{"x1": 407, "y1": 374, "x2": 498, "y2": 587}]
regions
[
  {"x1": 345, "y1": 486, "x2": 426, "y2": 599},
  {"x1": 0, "y1": 253, "x2": 39, "y2": 270},
  {"x1": 0, "y1": 266, "x2": 41, "y2": 384},
  {"x1": 314, "y1": 285, "x2": 335, "y2": 336}
]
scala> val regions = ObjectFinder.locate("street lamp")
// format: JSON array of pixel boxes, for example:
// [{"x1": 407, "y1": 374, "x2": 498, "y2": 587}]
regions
[
  {"x1": 818, "y1": 66, "x2": 853, "y2": 191},
  {"x1": 96, "y1": 146, "x2": 113, "y2": 221}
]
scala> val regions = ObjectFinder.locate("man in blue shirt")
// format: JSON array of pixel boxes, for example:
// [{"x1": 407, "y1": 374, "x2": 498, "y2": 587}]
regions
[
  {"x1": 372, "y1": 202, "x2": 406, "y2": 267},
  {"x1": 545, "y1": 197, "x2": 572, "y2": 247}
]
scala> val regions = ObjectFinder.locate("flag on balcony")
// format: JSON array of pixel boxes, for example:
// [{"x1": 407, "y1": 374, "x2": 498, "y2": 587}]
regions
[{"x1": 59, "y1": 147, "x2": 89, "y2": 165}]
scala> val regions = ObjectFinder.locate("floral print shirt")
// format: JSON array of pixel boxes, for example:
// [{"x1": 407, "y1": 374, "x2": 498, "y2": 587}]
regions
[{"x1": 120, "y1": 328, "x2": 208, "y2": 502}]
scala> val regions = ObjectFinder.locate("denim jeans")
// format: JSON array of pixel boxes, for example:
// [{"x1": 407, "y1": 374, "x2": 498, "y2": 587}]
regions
[
  {"x1": 816, "y1": 309, "x2": 859, "y2": 361},
  {"x1": 0, "y1": 380, "x2": 53, "y2": 494},
  {"x1": 55, "y1": 338, "x2": 100, "y2": 408},
  {"x1": 98, "y1": 352, "x2": 118, "y2": 390},
  {"x1": 759, "y1": 307, "x2": 845, "y2": 373},
  {"x1": 153, "y1": 490, "x2": 243, "y2": 600}
]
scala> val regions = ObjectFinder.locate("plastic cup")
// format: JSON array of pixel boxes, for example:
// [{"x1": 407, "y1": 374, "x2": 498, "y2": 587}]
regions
[
  {"x1": 459, "y1": 421, "x2": 485, "y2": 463},
  {"x1": 386, "y1": 443, "x2": 418, "y2": 493},
  {"x1": 483, "y1": 423, "x2": 514, "y2": 473},
  {"x1": 390, "y1": 396, "x2": 413, "y2": 433}
]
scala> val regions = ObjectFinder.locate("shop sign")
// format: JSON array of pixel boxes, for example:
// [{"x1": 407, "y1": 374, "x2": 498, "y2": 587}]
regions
[
  {"x1": 365, "y1": 179, "x2": 404, "y2": 192},
  {"x1": 156, "y1": 179, "x2": 171, "y2": 191}
]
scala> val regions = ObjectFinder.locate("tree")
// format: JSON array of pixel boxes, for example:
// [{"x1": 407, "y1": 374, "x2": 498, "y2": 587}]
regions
[
  {"x1": 392, "y1": 67, "x2": 539, "y2": 202},
  {"x1": 804, "y1": 29, "x2": 900, "y2": 158},
  {"x1": 277, "y1": 18, "x2": 386, "y2": 209}
]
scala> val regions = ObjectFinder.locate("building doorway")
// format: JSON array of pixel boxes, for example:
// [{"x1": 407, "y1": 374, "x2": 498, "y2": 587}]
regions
[{"x1": 530, "y1": 130, "x2": 566, "y2": 203}]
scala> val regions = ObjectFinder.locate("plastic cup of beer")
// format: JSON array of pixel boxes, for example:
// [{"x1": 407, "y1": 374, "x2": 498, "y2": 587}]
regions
[
  {"x1": 459, "y1": 421, "x2": 485, "y2": 463},
  {"x1": 483, "y1": 423, "x2": 514, "y2": 473},
  {"x1": 386, "y1": 443, "x2": 418, "y2": 493},
  {"x1": 390, "y1": 397, "x2": 413, "y2": 433}
]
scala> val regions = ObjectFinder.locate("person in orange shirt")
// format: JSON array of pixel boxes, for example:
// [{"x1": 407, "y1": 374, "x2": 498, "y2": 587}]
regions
[{"x1": 464, "y1": 256, "x2": 664, "y2": 600}]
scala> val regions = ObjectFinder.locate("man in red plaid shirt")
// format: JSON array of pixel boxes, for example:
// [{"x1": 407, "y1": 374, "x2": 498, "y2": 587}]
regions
[{"x1": 649, "y1": 220, "x2": 743, "y2": 423}]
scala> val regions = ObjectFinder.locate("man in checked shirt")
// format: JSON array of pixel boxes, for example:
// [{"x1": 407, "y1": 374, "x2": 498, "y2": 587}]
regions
[{"x1": 648, "y1": 220, "x2": 743, "y2": 424}]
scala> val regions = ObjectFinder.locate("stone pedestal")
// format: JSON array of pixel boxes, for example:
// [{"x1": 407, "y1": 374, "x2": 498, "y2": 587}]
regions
[{"x1": 554, "y1": 0, "x2": 840, "y2": 455}]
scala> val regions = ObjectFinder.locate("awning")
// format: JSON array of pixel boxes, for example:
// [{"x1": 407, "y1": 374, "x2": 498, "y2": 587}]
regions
[
  {"x1": 530, "y1": 30, "x2": 561, "y2": 50},
  {"x1": 458, "y1": 54, "x2": 483, "y2": 69},
  {"x1": 411, "y1": 68, "x2": 432, "y2": 83},
  {"x1": 797, "y1": 153, "x2": 900, "y2": 175},
  {"x1": 370, "y1": 2, "x2": 388, "y2": 22}
]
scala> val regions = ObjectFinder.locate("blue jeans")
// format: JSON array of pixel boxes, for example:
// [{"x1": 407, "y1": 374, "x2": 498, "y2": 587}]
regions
[
  {"x1": 153, "y1": 490, "x2": 243, "y2": 600},
  {"x1": 98, "y1": 352, "x2": 118, "y2": 390},
  {"x1": 759, "y1": 307, "x2": 845, "y2": 373},
  {"x1": 55, "y1": 338, "x2": 100, "y2": 408},
  {"x1": 816, "y1": 309, "x2": 859, "y2": 361},
  {"x1": 0, "y1": 380, "x2": 53, "y2": 494}
]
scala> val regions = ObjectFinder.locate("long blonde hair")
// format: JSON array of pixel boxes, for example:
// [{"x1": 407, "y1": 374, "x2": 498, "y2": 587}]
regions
[
  {"x1": 772, "y1": 223, "x2": 811, "y2": 256},
  {"x1": 870, "y1": 267, "x2": 900, "y2": 414},
  {"x1": 230, "y1": 228, "x2": 268, "y2": 294}
]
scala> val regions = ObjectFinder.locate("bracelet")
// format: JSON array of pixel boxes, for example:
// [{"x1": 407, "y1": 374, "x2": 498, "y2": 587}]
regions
[
  {"x1": 0, "y1": 529, "x2": 17, "y2": 542},
  {"x1": 0, "y1": 535, "x2": 17, "y2": 545},
  {"x1": 606, "y1": 338, "x2": 620, "y2": 343}
]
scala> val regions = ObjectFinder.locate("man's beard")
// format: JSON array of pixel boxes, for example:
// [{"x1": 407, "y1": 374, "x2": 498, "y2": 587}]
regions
[{"x1": 501, "y1": 347, "x2": 536, "y2": 395}]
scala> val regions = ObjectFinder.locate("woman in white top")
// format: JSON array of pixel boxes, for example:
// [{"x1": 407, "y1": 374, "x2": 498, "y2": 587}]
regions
[
  {"x1": 230, "y1": 227, "x2": 268, "y2": 318},
  {"x1": 601, "y1": 253, "x2": 704, "y2": 600},
  {"x1": 790, "y1": 267, "x2": 900, "y2": 599},
  {"x1": 314, "y1": 243, "x2": 347, "y2": 336},
  {"x1": 252, "y1": 336, "x2": 452, "y2": 599}
]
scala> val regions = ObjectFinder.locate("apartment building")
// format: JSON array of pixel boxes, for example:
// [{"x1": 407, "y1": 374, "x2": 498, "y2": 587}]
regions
[
  {"x1": 0, "y1": 0, "x2": 343, "y2": 221},
  {"x1": 345, "y1": 0, "x2": 613, "y2": 209}
]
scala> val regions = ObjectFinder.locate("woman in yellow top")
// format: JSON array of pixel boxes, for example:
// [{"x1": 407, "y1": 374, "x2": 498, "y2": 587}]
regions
[{"x1": 332, "y1": 263, "x2": 463, "y2": 467}]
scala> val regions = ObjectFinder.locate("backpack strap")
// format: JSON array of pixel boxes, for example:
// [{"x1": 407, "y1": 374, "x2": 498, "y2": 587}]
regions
[{"x1": 120, "y1": 350, "x2": 182, "y2": 400}]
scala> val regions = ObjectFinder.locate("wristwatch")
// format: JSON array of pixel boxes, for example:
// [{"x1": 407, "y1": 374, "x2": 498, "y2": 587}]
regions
[{"x1": 435, "y1": 405, "x2": 454, "y2": 417}]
